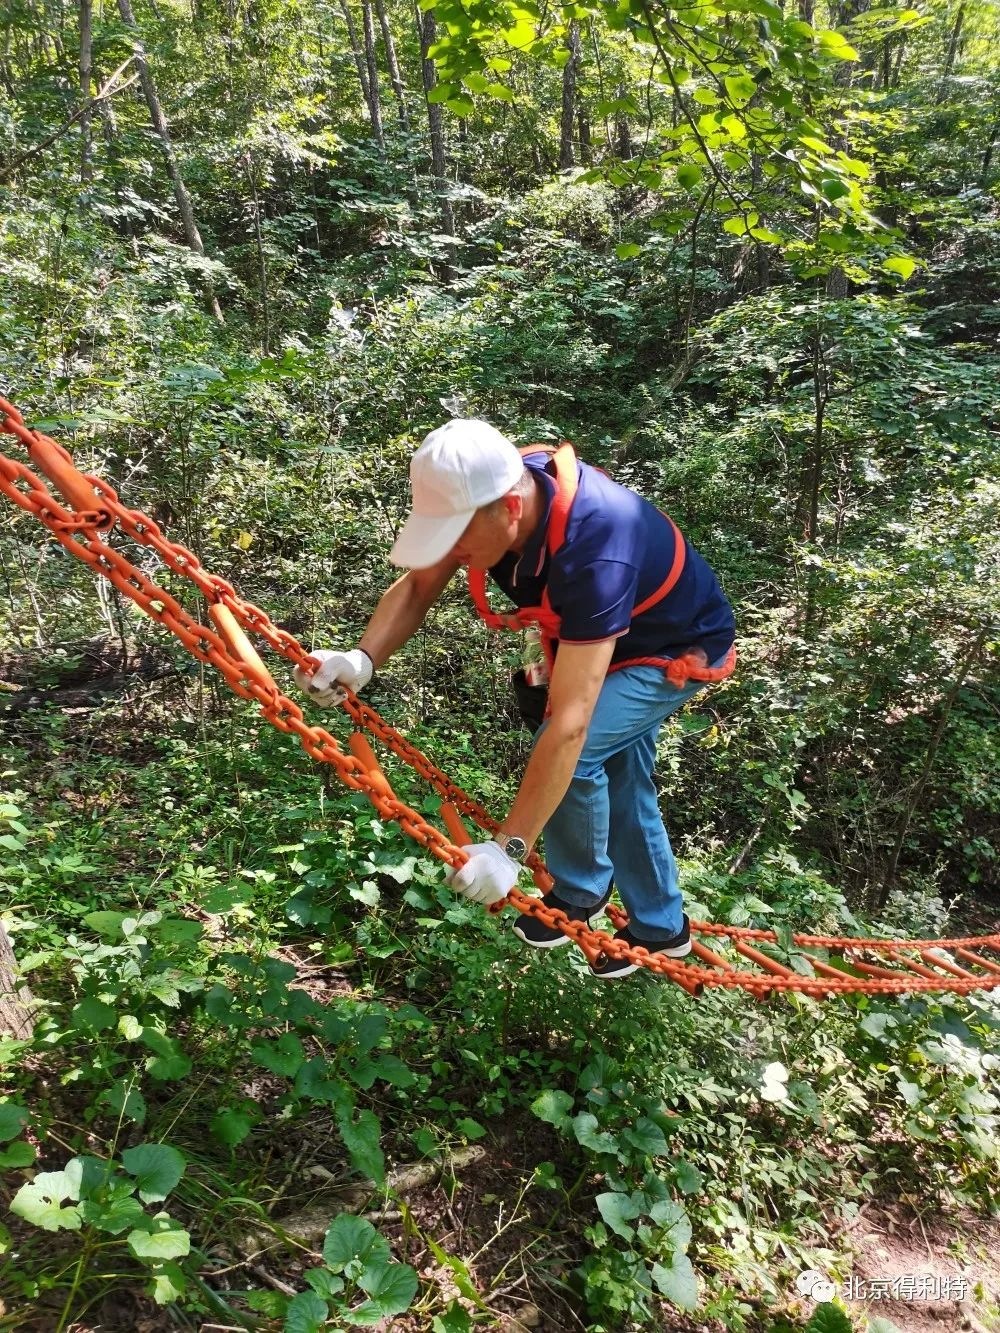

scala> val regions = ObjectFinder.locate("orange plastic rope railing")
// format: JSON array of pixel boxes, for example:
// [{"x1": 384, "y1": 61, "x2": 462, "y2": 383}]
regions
[{"x1": 3, "y1": 394, "x2": 1000, "y2": 1001}]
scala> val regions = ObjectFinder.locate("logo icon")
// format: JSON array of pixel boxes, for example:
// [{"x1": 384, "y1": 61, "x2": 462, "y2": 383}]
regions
[{"x1": 796, "y1": 1269, "x2": 837, "y2": 1302}]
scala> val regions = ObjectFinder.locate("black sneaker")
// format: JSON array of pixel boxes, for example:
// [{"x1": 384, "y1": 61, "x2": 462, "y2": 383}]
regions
[
  {"x1": 589, "y1": 916, "x2": 692, "y2": 980},
  {"x1": 513, "y1": 884, "x2": 613, "y2": 949}
]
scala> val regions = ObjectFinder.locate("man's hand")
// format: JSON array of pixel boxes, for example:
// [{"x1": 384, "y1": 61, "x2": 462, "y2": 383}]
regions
[
  {"x1": 447, "y1": 841, "x2": 521, "y2": 905},
  {"x1": 294, "y1": 648, "x2": 373, "y2": 707}
]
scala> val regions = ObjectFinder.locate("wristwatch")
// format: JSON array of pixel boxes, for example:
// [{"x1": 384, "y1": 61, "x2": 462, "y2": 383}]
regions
[{"x1": 496, "y1": 833, "x2": 529, "y2": 863}]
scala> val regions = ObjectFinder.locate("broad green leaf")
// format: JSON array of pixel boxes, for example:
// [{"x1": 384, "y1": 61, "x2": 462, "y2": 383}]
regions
[
  {"x1": 98, "y1": 1080, "x2": 147, "y2": 1125},
  {"x1": 121, "y1": 1143, "x2": 186, "y2": 1203},
  {"x1": 572, "y1": 1113, "x2": 617, "y2": 1153},
  {"x1": 251, "y1": 1032, "x2": 305, "y2": 1077},
  {"x1": 673, "y1": 1160, "x2": 705, "y2": 1194},
  {"x1": 616, "y1": 243, "x2": 642, "y2": 260},
  {"x1": 596, "y1": 1190, "x2": 640, "y2": 1239},
  {"x1": 0, "y1": 1102, "x2": 29, "y2": 1142},
  {"x1": 622, "y1": 1117, "x2": 669, "y2": 1157},
  {"x1": 805, "y1": 1303, "x2": 854, "y2": 1333},
  {"x1": 284, "y1": 1292, "x2": 328, "y2": 1333},
  {"x1": 676, "y1": 164, "x2": 703, "y2": 190},
  {"x1": 322, "y1": 1214, "x2": 388, "y2": 1270},
  {"x1": 532, "y1": 1089, "x2": 573, "y2": 1128},
  {"x1": 80, "y1": 1193, "x2": 147, "y2": 1235},
  {"x1": 127, "y1": 1215, "x2": 191, "y2": 1260},
  {"x1": 652, "y1": 1252, "x2": 699, "y2": 1310},
  {"x1": 71, "y1": 996, "x2": 117, "y2": 1031},
  {"x1": 150, "y1": 1261, "x2": 187, "y2": 1305},
  {"x1": 338, "y1": 1108, "x2": 385, "y2": 1183},
  {"x1": 210, "y1": 1106, "x2": 253, "y2": 1147},
  {"x1": 724, "y1": 74, "x2": 756, "y2": 105},
  {"x1": 0, "y1": 1141, "x2": 36, "y2": 1168},
  {"x1": 352, "y1": 1261, "x2": 419, "y2": 1321},
  {"x1": 884, "y1": 256, "x2": 916, "y2": 281},
  {"x1": 455, "y1": 1118, "x2": 486, "y2": 1141},
  {"x1": 82, "y1": 911, "x2": 127, "y2": 937},
  {"x1": 11, "y1": 1171, "x2": 82, "y2": 1232}
]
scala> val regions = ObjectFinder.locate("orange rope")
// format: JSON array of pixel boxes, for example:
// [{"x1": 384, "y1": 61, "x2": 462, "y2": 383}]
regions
[{"x1": 3, "y1": 394, "x2": 1000, "y2": 1000}]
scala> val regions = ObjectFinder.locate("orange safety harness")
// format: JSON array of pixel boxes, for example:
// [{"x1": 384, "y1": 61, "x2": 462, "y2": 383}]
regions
[
  {"x1": 467, "y1": 443, "x2": 737, "y2": 688},
  {"x1": 3, "y1": 396, "x2": 1000, "y2": 1000}
]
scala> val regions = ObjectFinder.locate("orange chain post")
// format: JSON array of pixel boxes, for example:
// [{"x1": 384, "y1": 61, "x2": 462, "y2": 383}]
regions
[{"x1": 3, "y1": 394, "x2": 1000, "y2": 999}]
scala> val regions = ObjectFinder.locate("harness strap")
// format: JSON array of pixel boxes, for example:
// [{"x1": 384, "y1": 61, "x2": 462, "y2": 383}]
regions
[{"x1": 466, "y1": 443, "x2": 728, "y2": 690}]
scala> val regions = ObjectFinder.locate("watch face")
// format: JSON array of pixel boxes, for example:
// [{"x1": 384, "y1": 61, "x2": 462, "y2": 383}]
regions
[{"x1": 504, "y1": 836, "x2": 528, "y2": 862}]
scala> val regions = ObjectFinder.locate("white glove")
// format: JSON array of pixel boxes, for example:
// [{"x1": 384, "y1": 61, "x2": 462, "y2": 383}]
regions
[
  {"x1": 294, "y1": 648, "x2": 373, "y2": 707},
  {"x1": 447, "y1": 841, "x2": 521, "y2": 906}
]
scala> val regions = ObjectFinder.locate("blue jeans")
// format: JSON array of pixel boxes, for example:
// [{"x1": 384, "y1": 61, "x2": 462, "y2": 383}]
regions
[{"x1": 538, "y1": 664, "x2": 712, "y2": 941}]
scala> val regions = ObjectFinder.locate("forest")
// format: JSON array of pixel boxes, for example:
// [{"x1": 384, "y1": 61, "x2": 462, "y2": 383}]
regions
[{"x1": 1, "y1": 0, "x2": 999, "y2": 1327}]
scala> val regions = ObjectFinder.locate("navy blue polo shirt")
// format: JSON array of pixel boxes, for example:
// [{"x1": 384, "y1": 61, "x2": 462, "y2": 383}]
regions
[{"x1": 489, "y1": 452, "x2": 735, "y2": 667}]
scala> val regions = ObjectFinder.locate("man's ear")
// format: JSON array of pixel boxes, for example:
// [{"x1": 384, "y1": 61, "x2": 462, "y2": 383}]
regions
[{"x1": 503, "y1": 491, "x2": 523, "y2": 522}]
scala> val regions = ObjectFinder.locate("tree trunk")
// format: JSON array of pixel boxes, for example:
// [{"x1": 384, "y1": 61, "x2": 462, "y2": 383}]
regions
[
  {"x1": 558, "y1": 18, "x2": 580, "y2": 169},
  {"x1": 870, "y1": 625, "x2": 988, "y2": 911},
  {"x1": 244, "y1": 153, "x2": 270, "y2": 354},
  {"x1": 375, "y1": 0, "x2": 408, "y2": 128},
  {"x1": 361, "y1": 0, "x2": 385, "y2": 148},
  {"x1": 418, "y1": 6, "x2": 455, "y2": 252},
  {"x1": 614, "y1": 85, "x2": 631, "y2": 159},
  {"x1": 115, "y1": 0, "x2": 224, "y2": 322},
  {"x1": 578, "y1": 107, "x2": 592, "y2": 166},
  {"x1": 937, "y1": 2, "x2": 965, "y2": 101},
  {"x1": 79, "y1": 0, "x2": 93, "y2": 184},
  {"x1": 0, "y1": 921, "x2": 34, "y2": 1041},
  {"x1": 340, "y1": 1, "x2": 373, "y2": 123},
  {"x1": 981, "y1": 111, "x2": 1000, "y2": 182}
]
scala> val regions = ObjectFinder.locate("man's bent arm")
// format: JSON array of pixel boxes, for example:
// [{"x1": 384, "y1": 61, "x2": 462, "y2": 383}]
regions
[
  {"x1": 358, "y1": 557, "x2": 459, "y2": 668},
  {"x1": 500, "y1": 638, "x2": 616, "y2": 850}
]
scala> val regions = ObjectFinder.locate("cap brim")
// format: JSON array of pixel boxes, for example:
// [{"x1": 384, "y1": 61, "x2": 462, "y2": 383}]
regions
[{"x1": 389, "y1": 508, "x2": 474, "y2": 569}]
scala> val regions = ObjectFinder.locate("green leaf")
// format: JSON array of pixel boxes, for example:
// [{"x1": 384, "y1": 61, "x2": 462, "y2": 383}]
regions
[
  {"x1": 211, "y1": 1106, "x2": 253, "y2": 1147},
  {"x1": 338, "y1": 1108, "x2": 385, "y2": 1183},
  {"x1": 71, "y1": 996, "x2": 117, "y2": 1031},
  {"x1": 596, "y1": 1190, "x2": 640, "y2": 1239},
  {"x1": 455, "y1": 1118, "x2": 486, "y2": 1141},
  {"x1": 0, "y1": 1140, "x2": 36, "y2": 1168},
  {"x1": 884, "y1": 255, "x2": 917, "y2": 281},
  {"x1": 251, "y1": 1032, "x2": 305, "y2": 1077},
  {"x1": 724, "y1": 74, "x2": 756, "y2": 105},
  {"x1": 150, "y1": 1261, "x2": 187, "y2": 1305},
  {"x1": 615, "y1": 243, "x2": 642, "y2": 260},
  {"x1": 98, "y1": 1080, "x2": 147, "y2": 1125},
  {"x1": 572, "y1": 1113, "x2": 617, "y2": 1153},
  {"x1": 820, "y1": 177, "x2": 851, "y2": 201},
  {"x1": 652, "y1": 1251, "x2": 699, "y2": 1310},
  {"x1": 532, "y1": 1089, "x2": 573, "y2": 1128},
  {"x1": 80, "y1": 1193, "x2": 147, "y2": 1236},
  {"x1": 322, "y1": 1214, "x2": 388, "y2": 1270},
  {"x1": 805, "y1": 1303, "x2": 854, "y2": 1333},
  {"x1": 371, "y1": 1054, "x2": 415, "y2": 1088},
  {"x1": 121, "y1": 1143, "x2": 186, "y2": 1203},
  {"x1": 284, "y1": 1291, "x2": 328, "y2": 1333},
  {"x1": 673, "y1": 1160, "x2": 705, "y2": 1194},
  {"x1": 676, "y1": 163, "x2": 702, "y2": 190},
  {"x1": 622, "y1": 1117, "x2": 669, "y2": 1157},
  {"x1": 11, "y1": 1171, "x2": 82, "y2": 1232},
  {"x1": 432, "y1": 1301, "x2": 474, "y2": 1332},
  {"x1": 0, "y1": 1102, "x2": 29, "y2": 1142},
  {"x1": 127, "y1": 1215, "x2": 191, "y2": 1260},
  {"x1": 350, "y1": 1261, "x2": 419, "y2": 1322},
  {"x1": 82, "y1": 911, "x2": 127, "y2": 937}
]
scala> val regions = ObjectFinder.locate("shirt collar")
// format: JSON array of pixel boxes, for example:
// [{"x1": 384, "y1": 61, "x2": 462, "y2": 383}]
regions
[{"x1": 512, "y1": 468, "x2": 555, "y2": 585}]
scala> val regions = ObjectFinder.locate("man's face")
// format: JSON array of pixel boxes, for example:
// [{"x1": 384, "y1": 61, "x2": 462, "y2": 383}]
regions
[{"x1": 449, "y1": 492, "x2": 521, "y2": 568}]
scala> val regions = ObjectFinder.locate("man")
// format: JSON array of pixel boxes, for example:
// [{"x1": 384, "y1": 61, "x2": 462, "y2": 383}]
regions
[{"x1": 295, "y1": 419, "x2": 735, "y2": 979}]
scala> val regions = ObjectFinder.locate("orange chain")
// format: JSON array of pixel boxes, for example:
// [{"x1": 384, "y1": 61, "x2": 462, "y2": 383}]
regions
[{"x1": 3, "y1": 394, "x2": 1000, "y2": 1000}]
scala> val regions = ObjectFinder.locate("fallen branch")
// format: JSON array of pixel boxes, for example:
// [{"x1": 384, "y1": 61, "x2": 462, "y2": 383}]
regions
[
  {"x1": 0, "y1": 58, "x2": 138, "y2": 182},
  {"x1": 237, "y1": 1146, "x2": 488, "y2": 1256}
]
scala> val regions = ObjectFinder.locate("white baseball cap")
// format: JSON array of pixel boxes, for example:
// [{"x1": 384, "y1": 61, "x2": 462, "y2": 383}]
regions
[{"x1": 390, "y1": 419, "x2": 525, "y2": 569}]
